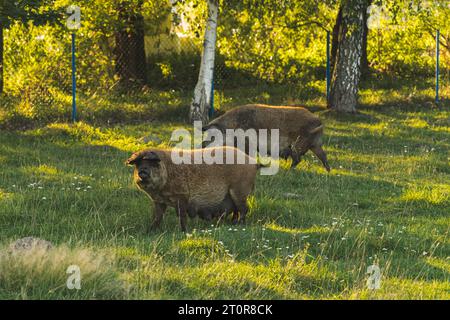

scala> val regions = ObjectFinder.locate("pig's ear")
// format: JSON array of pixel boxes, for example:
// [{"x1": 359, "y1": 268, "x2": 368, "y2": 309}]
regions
[
  {"x1": 126, "y1": 152, "x2": 143, "y2": 166},
  {"x1": 142, "y1": 151, "x2": 161, "y2": 162}
]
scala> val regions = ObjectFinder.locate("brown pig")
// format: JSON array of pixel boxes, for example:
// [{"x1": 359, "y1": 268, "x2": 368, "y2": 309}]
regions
[
  {"x1": 203, "y1": 104, "x2": 330, "y2": 171},
  {"x1": 126, "y1": 147, "x2": 261, "y2": 232}
]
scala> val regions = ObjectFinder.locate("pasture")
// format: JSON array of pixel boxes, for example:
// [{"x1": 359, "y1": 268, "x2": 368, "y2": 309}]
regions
[{"x1": 0, "y1": 82, "x2": 448, "y2": 299}]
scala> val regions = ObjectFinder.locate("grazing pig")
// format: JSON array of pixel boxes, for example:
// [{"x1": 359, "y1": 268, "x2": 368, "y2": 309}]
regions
[
  {"x1": 203, "y1": 104, "x2": 330, "y2": 171},
  {"x1": 126, "y1": 147, "x2": 261, "y2": 232}
]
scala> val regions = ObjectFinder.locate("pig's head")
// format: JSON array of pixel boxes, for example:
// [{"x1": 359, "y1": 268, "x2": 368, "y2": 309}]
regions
[
  {"x1": 126, "y1": 150, "x2": 168, "y2": 190},
  {"x1": 202, "y1": 122, "x2": 225, "y2": 148}
]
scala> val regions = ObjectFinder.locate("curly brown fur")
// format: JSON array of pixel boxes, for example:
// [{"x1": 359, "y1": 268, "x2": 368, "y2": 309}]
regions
[
  {"x1": 126, "y1": 147, "x2": 259, "y2": 232},
  {"x1": 204, "y1": 104, "x2": 330, "y2": 171}
]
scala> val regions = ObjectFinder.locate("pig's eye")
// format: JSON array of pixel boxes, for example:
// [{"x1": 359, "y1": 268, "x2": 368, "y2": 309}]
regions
[{"x1": 142, "y1": 159, "x2": 160, "y2": 167}]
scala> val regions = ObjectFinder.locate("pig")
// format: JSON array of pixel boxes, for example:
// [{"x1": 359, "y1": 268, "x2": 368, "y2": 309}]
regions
[
  {"x1": 203, "y1": 104, "x2": 330, "y2": 171},
  {"x1": 126, "y1": 147, "x2": 261, "y2": 232},
  {"x1": 188, "y1": 193, "x2": 236, "y2": 221}
]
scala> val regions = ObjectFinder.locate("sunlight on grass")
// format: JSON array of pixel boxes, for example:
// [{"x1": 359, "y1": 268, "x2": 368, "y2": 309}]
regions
[
  {"x1": 0, "y1": 189, "x2": 13, "y2": 200},
  {"x1": 431, "y1": 126, "x2": 450, "y2": 134},
  {"x1": 129, "y1": 251, "x2": 331, "y2": 299},
  {"x1": 266, "y1": 223, "x2": 330, "y2": 235},
  {"x1": 425, "y1": 257, "x2": 450, "y2": 274},
  {"x1": 176, "y1": 238, "x2": 227, "y2": 261},
  {"x1": 351, "y1": 277, "x2": 450, "y2": 300},
  {"x1": 355, "y1": 122, "x2": 393, "y2": 135},
  {"x1": 400, "y1": 184, "x2": 450, "y2": 205},
  {"x1": 26, "y1": 121, "x2": 188, "y2": 152},
  {"x1": 0, "y1": 244, "x2": 126, "y2": 299},
  {"x1": 23, "y1": 164, "x2": 59, "y2": 176},
  {"x1": 404, "y1": 118, "x2": 428, "y2": 129},
  {"x1": 359, "y1": 89, "x2": 404, "y2": 105},
  {"x1": 0, "y1": 99, "x2": 448, "y2": 299}
]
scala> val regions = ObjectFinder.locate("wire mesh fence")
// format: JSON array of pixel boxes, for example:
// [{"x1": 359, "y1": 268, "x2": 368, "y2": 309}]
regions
[
  {"x1": 0, "y1": 2, "x2": 448, "y2": 128},
  {"x1": 3, "y1": 23, "x2": 73, "y2": 120}
]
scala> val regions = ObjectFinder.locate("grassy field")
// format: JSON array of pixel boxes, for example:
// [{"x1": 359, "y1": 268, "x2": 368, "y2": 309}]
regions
[{"x1": 0, "y1": 80, "x2": 449, "y2": 299}]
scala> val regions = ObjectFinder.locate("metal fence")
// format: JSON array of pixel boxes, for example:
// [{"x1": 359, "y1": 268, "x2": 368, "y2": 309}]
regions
[{"x1": 0, "y1": 4, "x2": 448, "y2": 127}]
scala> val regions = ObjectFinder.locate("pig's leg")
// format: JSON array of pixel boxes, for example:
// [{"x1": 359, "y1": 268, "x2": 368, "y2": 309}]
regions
[
  {"x1": 279, "y1": 147, "x2": 292, "y2": 160},
  {"x1": 177, "y1": 201, "x2": 189, "y2": 232},
  {"x1": 290, "y1": 137, "x2": 309, "y2": 169},
  {"x1": 238, "y1": 204, "x2": 248, "y2": 224},
  {"x1": 149, "y1": 202, "x2": 167, "y2": 232},
  {"x1": 231, "y1": 210, "x2": 239, "y2": 225},
  {"x1": 310, "y1": 144, "x2": 331, "y2": 172},
  {"x1": 187, "y1": 203, "x2": 197, "y2": 218},
  {"x1": 279, "y1": 146, "x2": 302, "y2": 169},
  {"x1": 229, "y1": 190, "x2": 249, "y2": 224},
  {"x1": 230, "y1": 201, "x2": 240, "y2": 225},
  {"x1": 290, "y1": 150, "x2": 302, "y2": 168}
]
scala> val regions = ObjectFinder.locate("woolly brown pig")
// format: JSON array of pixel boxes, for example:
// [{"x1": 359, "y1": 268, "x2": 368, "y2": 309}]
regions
[
  {"x1": 126, "y1": 147, "x2": 260, "y2": 232},
  {"x1": 204, "y1": 104, "x2": 330, "y2": 171}
]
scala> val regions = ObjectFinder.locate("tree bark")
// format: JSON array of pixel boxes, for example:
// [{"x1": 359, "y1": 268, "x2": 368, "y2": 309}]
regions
[
  {"x1": 114, "y1": 1, "x2": 147, "y2": 86},
  {"x1": 328, "y1": 0, "x2": 366, "y2": 113},
  {"x1": 189, "y1": 0, "x2": 218, "y2": 125}
]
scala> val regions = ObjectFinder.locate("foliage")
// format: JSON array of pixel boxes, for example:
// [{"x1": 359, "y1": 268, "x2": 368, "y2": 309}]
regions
[
  {"x1": 366, "y1": 0, "x2": 450, "y2": 75},
  {"x1": 216, "y1": 0, "x2": 339, "y2": 83},
  {"x1": 0, "y1": 0, "x2": 449, "y2": 123},
  {"x1": 0, "y1": 0, "x2": 58, "y2": 27}
]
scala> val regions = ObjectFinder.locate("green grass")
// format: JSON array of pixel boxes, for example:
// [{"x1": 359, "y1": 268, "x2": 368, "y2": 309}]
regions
[{"x1": 0, "y1": 80, "x2": 449, "y2": 299}]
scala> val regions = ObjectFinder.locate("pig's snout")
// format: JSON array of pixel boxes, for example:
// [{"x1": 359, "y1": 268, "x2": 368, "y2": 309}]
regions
[{"x1": 138, "y1": 170, "x2": 150, "y2": 180}]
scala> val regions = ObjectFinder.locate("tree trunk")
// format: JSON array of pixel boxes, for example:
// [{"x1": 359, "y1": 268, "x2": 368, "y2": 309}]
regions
[
  {"x1": 114, "y1": 1, "x2": 147, "y2": 86},
  {"x1": 0, "y1": 25, "x2": 3, "y2": 94},
  {"x1": 330, "y1": 6, "x2": 343, "y2": 77},
  {"x1": 328, "y1": 0, "x2": 366, "y2": 113},
  {"x1": 189, "y1": 0, "x2": 218, "y2": 125},
  {"x1": 361, "y1": 0, "x2": 372, "y2": 77}
]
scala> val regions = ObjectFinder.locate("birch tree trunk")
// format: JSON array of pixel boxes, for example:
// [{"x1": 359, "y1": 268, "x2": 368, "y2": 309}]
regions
[
  {"x1": 328, "y1": 0, "x2": 366, "y2": 113},
  {"x1": 189, "y1": 0, "x2": 218, "y2": 124}
]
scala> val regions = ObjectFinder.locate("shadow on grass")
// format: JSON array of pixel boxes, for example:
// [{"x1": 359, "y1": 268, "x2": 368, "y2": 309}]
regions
[
  {"x1": 320, "y1": 109, "x2": 382, "y2": 125},
  {"x1": 0, "y1": 89, "x2": 192, "y2": 130}
]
